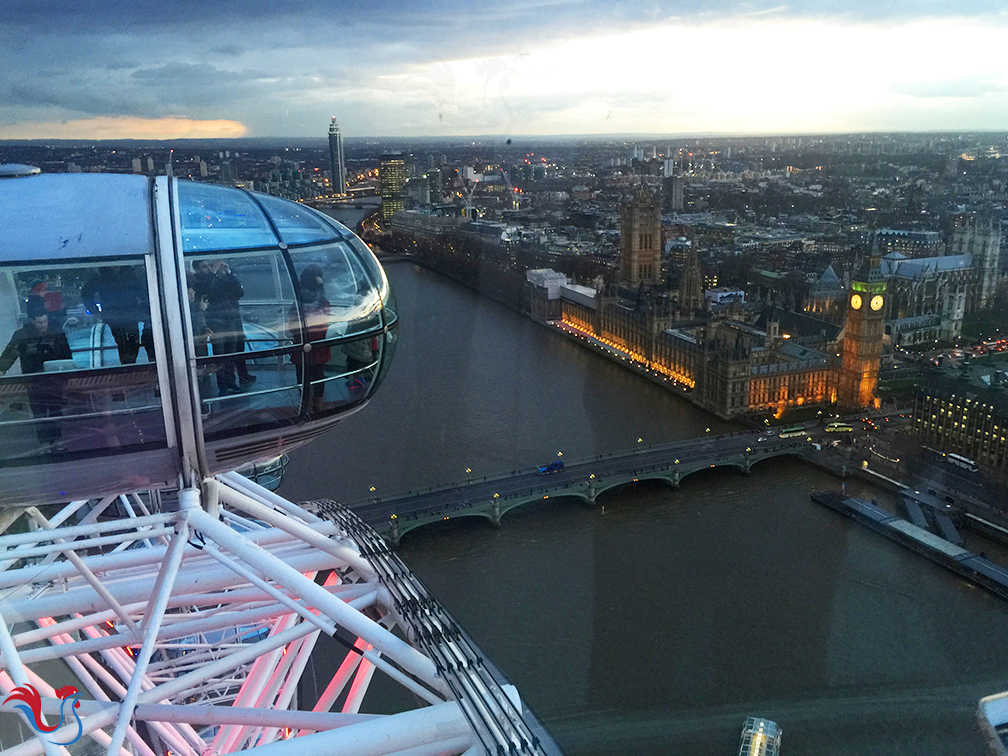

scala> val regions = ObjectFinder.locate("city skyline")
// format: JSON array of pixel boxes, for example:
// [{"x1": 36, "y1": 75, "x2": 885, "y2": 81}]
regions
[{"x1": 3, "y1": 1, "x2": 1008, "y2": 140}]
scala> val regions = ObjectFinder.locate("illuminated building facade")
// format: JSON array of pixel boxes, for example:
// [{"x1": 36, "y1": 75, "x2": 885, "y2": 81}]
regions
[
  {"x1": 839, "y1": 255, "x2": 886, "y2": 409},
  {"x1": 328, "y1": 117, "x2": 347, "y2": 195},
  {"x1": 544, "y1": 281, "x2": 839, "y2": 419},
  {"x1": 380, "y1": 153, "x2": 407, "y2": 221},
  {"x1": 914, "y1": 374, "x2": 1008, "y2": 471},
  {"x1": 874, "y1": 228, "x2": 943, "y2": 258},
  {"x1": 619, "y1": 187, "x2": 661, "y2": 285}
]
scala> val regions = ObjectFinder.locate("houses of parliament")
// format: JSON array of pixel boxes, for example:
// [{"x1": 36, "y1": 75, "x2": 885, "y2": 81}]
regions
[{"x1": 529, "y1": 187, "x2": 999, "y2": 419}]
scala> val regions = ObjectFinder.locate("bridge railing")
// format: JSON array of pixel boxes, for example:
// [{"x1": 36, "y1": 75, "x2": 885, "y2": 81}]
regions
[{"x1": 350, "y1": 431, "x2": 814, "y2": 516}]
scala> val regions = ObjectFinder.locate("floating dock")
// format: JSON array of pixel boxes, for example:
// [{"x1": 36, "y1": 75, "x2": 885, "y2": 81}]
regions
[{"x1": 811, "y1": 492, "x2": 1008, "y2": 601}]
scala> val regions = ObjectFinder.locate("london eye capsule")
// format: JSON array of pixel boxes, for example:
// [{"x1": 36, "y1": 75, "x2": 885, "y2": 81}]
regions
[{"x1": 0, "y1": 173, "x2": 397, "y2": 506}]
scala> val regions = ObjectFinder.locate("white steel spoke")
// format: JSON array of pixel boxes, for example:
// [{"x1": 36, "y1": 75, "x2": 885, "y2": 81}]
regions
[
  {"x1": 106, "y1": 514, "x2": 190, "y2": 756},
  {"x1": 0, "y1": 477, "x2": 559, "y2": 756}
]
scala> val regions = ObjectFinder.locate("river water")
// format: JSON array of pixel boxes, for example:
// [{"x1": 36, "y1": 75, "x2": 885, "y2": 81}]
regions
[{"x1": 281, "y1": 259, "x2": 1008, "y2": 755}]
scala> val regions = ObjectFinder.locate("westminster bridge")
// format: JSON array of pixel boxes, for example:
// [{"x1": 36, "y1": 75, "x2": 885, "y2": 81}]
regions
[{"x1": 324, "y1": 424, "x2": 844, "y2": 545}]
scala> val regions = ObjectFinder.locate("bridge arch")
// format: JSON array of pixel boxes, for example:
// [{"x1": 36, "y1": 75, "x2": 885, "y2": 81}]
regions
[
  {"x1": 592, "y1": 475, "x2": 676, "y2": 502},
  {"x1": 499, "y1": 492, "x2": 590, "y2": 521},
  {"x1": 673, "y1": 461, "x2": 748, "y2": 485},
  {"x1": 746, "y1": 449, "x2": 812, "y2": 471},
  {"x1": 394, "y1": 510, "x2": 495, "y2": 543}
]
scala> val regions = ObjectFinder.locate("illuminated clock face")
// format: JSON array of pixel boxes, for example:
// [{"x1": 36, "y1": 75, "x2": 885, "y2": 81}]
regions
[
  {"x1": 870, "y1": 295, "x2": 884, "y2": 311},
  {"x1": 850, "y1": 294, "x2": 862, "y2": 310}
]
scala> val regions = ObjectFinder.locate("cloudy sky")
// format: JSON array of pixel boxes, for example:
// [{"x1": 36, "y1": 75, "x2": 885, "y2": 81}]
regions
[{"x1": 3, "y1": 0, "x2": 1007, "y2": 139}]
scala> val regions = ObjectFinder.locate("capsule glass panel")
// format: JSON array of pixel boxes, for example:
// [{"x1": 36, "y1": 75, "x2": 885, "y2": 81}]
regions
[
  {"x1": 178, "y1": 182, "x2": 277, "y2": 252},
  {"x1": 252, "y1": 193, "x2": 341, "y2": 245},
  {"x1": 288, "y1": 242, "x2": 383, "y2": 336},
  {"x1": 298, "y1": 332, "x2": 382, "y2": 418},
  {"x1": 0, "y1": 259, "x2": 165, "y2": 465},
  {"x1": 345, "y1": 235, "x2": 391, "y2": 307},
  {"x1": 370, "y1": 326, "x2": 398, "y2": 395},
  {"x1": 184, "y1": 250, "x2": 301, "y2": 439},
  {"x1": 286, "y1": 242, "x2": 386, "y2": 419}
]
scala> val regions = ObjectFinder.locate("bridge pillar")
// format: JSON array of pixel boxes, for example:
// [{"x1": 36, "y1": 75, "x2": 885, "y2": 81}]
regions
[
  {"x1": 588, "y1": 480, "x2": 597, "y2": 506},
  {"x1": 390, "y1": 518, "x2": 400, "y2": 548},
  {"x1": 672, "y1": 469, "x2": 680, "y2": 489},
  {"x1": 744, "y1": 456, "x2": 752, "y2": 475},
  {"x1": 492, "y1": 500, "x2": 501, "y2": 527}
]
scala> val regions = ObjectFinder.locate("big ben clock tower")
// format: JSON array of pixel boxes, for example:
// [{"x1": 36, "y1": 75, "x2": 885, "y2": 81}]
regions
[{"x1": 839, "y1": 254, "x2": 886, "y2": 409}]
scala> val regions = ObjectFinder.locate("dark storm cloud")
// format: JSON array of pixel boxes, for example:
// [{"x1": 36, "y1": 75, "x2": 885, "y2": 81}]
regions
[
  {"x1": 5, "y1": 0, "x2": 1003, "y2": 47},
  {"x1": 131, "y1": 62, "x2": 269, "y2": 85}
]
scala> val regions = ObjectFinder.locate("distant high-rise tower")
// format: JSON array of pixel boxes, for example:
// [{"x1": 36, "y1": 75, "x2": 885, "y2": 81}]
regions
[
  {"x1": 328, "y1": 117, "x2": 347, "y2": 195},
  {"x1": 667, "y1": 175, "x2": 684, "y2": 212},
  {"x1": 619, "y1": 187, "x2": 661, "y2": 286},
  {"x1": 678, "y1": 248, "x2": 703, "y2": 316},
  {"x1": 379, "y1": 153, "x2": 407, "y2": 221},
  {"x1": 951, "y1": 214, "x2": 1001, "y2": 313},
  {"x1": 839, "y1": 254, "x2": 886, "y2": 409}
]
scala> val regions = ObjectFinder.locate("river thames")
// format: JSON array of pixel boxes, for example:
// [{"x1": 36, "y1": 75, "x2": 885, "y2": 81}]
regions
[{"x1": 280, "y1": 258, "x2": 1008, "y2": 755}]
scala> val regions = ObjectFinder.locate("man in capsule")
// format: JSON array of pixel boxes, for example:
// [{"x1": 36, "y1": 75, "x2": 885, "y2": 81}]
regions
[
  {"x1": 0, "y1": 295, "x2": 73, "y2": 452},
  {"x1": 194, "y1": 259, "x2": 253, "y2": 395},
  {"x1": 81, "y1": 265, "x2": 153, "y2": 365}
]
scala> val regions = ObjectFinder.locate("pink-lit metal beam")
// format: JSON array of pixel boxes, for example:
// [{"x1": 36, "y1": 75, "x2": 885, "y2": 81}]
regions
[{"x1": 105, "y1": 514, "x2": 191, "y2": 756}]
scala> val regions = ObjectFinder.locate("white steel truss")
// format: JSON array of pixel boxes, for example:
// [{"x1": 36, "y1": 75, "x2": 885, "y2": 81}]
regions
[{"x1": 0, "y1": 472, "x2": 559, "y2": 756}]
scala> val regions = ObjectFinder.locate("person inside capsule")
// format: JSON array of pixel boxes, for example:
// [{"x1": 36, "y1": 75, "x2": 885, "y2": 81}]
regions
[
  {"x1": 81, "y1": 264, "x2": 154, "y2": 365},
  {"x1": 0, "y1": 295, "x2": 72, "y2": 451},
  {"x1": 192, "y1": 258, "x2": 255, "y2": 395},
  {"x1": 290, "y1": 264, "x2": 331, "y2": 414}
]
